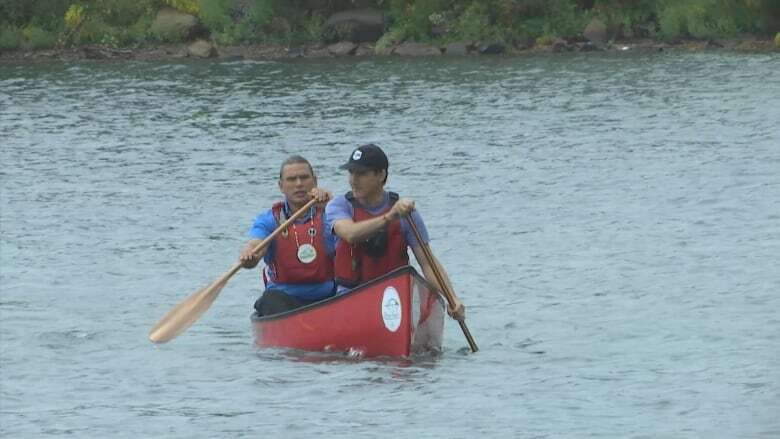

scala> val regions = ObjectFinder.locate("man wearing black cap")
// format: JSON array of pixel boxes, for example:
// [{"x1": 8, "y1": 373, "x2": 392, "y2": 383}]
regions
[{"x1": 325, "y1": 144, "x2": 465, "y2": 320}]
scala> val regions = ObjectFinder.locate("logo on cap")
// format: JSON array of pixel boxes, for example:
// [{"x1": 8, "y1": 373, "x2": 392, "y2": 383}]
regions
[{"x1": 352, "y1": 150, "x2": 362, "y2": 160}]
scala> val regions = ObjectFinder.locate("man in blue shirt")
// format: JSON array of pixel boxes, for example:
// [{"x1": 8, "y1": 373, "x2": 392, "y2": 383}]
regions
[
  {"x1": 325, "y1": 144, "x2": 465, "y2": 320},
  {"x1": 240, "y1": 155, "x2": 335, "y2": 316}
]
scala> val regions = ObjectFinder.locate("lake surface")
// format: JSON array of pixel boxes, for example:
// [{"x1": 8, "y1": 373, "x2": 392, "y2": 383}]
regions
[{"x1": 1, "y1": 52, "x2": 779, "y2": 438}]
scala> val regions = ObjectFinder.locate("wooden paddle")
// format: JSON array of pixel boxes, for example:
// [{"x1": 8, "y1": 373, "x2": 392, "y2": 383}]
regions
[
  {"x1": 149, "y1": 198, "x2": 318, "y2": 344},
  {"x1": 406, "y1": 212, "x2": 479, "y2": 353}
]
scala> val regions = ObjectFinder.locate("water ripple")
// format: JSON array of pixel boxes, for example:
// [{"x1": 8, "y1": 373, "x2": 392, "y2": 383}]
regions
[{"x1": 2, "y1": 52, "x2": 779, "y2": 438}]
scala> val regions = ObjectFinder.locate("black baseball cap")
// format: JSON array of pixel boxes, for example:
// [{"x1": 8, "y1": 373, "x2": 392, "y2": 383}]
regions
[{"x1": 339, "y1": 144, "x2": 389, "y2": 171}]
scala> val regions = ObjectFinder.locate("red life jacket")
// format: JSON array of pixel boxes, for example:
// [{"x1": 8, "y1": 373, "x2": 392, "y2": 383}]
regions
[
  {"x1": 268, "y1": 202, "x2": 333, "y2": 284},
  {"x1": 334, "y1": 192, "x2": 408, "y2": 288}
]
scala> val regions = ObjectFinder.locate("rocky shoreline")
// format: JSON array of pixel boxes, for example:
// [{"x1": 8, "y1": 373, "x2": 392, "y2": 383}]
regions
[
  {"x1": 3, "y1": 6, "x2": 778, "y2": 63},
  {"x1": 3, "y1": 5, "x2": 778, "y2": 63},
  {"x1": 1, "y1": 37, "x2": 777, "y2": 63}
]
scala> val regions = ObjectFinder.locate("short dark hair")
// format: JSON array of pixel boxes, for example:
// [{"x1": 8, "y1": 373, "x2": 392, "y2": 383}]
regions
[
  {"x1": 377, "y1": 168, "x2": 388, "y2": 184},
  {"x1": 279, "y1": 155, "x2": 315, "y2": 180}
]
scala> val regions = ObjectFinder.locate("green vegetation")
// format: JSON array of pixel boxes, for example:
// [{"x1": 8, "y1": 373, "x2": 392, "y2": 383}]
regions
[
  {"x1": 0, "y1": 0, "x2": 778, "y2": 52},
  {"x1": 0, "y1": 24, "x2": 21, "y2": 50}
]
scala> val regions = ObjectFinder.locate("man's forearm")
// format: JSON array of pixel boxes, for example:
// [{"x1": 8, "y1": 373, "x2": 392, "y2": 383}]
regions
[{"x1": 333, "y1": 215, "x2": 391, "y2": 244}]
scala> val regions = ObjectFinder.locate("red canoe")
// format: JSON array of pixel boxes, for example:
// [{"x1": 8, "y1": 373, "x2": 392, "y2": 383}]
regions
[{"x1": 251, "y1": 266, "x2": 446, "y2": 358}]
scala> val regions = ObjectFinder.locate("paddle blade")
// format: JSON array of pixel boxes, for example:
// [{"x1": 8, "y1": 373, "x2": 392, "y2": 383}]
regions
[{"x1": 148, "y1": 278, "x2": 228, "y2": 343}]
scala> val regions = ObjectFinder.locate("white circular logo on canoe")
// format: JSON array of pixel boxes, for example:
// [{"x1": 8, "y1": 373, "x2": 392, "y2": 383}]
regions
[{"x1": 381, "y1": 286, "x2": 402, "y2": 332}]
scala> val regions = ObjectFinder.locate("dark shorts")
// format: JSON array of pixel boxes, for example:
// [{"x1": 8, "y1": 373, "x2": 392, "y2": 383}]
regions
[{"x1": 254, "y1": 289, "x2": 323, "y2": 316}]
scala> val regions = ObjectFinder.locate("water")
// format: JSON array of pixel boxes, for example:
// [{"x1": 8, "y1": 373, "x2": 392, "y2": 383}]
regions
[{"x1": 1, "y1": 52, "x2": 779, "y2": 438}]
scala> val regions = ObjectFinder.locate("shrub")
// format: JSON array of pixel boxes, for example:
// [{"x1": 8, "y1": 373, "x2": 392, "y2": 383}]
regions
[
  {"x1": 755, "y1": 0, "x2": 780, "y2": 34},
  {"x1": 62, "y1": 1, "x2": 159, "y2": 45},
  {"x1": 657, "y1": 2, "x2": 687, "y2": 39},
  {"x1": 658, "y1": 0, "x2": 761, "y2": 40},
  {"x1": 386, "y1": 0, "x2": 449, "y2": 41},
  {"x1": 0, "y1": 0, "x2": 70, "y2": 28},
  {"x1": 247, "y1": 0, "x2": 277, "y2": 29},
  {"x1": 73, "y1": 17, "x2": 111, "y2": 44},
  {"x1": 375, "y1": 24, "x2": 407, "y2": 50},
  {"x1": 0, "y1": 24, "x2": 22, "y2": 51},
  {"x1": 502, "y1": 18, "x2": 537, "y2": 44},
  {"x1": 591, "y1": 0, "x2": 658, "y2": 38},
  {"x1": 535, "y1": 34, "x2": 556, "y2": 46},
  {"x1": 22, "y1": 25, "x2": 57, "y2": 49},
  {"x1": 541, "y1": 0, "x2": 586, "y2": 39},
  {"x1": 483, "y1": 0, "x2": 586, "y2": 44},
  {"x1": 166, "y1": 0, "x2": 199, "y2": 15},
  {"x1": 89, "y1": 0, "x2": 157, "y2": 27},
  {"x1": 64, "y1": 4, "x2": 86, "y2": 31},
  {"x1": 301, "y1": 11, "x2": 325, "y2": 42},
  {"x1": 127, "y1": 15, "x2": 154, "y2": 44},
  {"x1": 197, "y1": 0, "x2": 233, "y2": 34},
  {"x1": 452, "y1": 2, "x2": 491, "y2": 42}
]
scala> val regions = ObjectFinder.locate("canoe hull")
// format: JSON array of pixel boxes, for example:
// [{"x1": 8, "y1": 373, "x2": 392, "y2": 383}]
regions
[{"x1": 251, "y1": 266, "x2": 445, "y2": 358}]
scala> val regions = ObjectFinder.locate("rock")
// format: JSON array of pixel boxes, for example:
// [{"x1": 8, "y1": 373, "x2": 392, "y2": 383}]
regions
[
  {"x1": 82, "y1": 46, "x2": 110, "y2": 59},
  {"x1": 479, "y1": 43, "x2": 505, "y2": 55},
  {"x1": 218, "y1": 47, "x2": 246, "y2": 61},
  {"x1": 392, "y1": 42, "x2": 441, "y2": 56},
  {"x1": 577, "y1": 41, "x2": 601, "y2": 52},
  {"x1": 328, "y1": 41, "x2": 358, "y2": 56},
  {"x1": 81, "y1": 46, "x2": 133, "y2": 59},
  {"x1": 583, "y1": 18, "x2": 608, "y2": 45},
  {"x1": 307, "y1": 45, "x2": 331, "y2": 57},
  {"x1": 355, "y1": 43, "x2": 374, "y2": 56},
  {"x1": 220, "y1": 54, "x2": 245, "y2": 62},
  {"x1": 286, "y1": 46, "x2": 305, "y2": 58},
  {"x1": 374, "y1": 43, "x2": 395, "y2": 56},
  {"x1": 430, "y1": 25, "x2": 447, "y2": 38},
  {"x1": 285, "y1": 46, "x2": 306, "y2": 58},
  {"x1": 324, "y1": 9, "x2": 386, "y2": 43},
  {"x1": 151, "y1": 8, "x2": 201, "y2": 41},
  {"x1": 187, "y1": 39, "x2": 217, "y2": 58},
  {"x1": 552, "y1": 37, "x2": 573, "y2": 52},
  {"x1": 534, "y1": 36, "x2": 572, "y2": 52},
  {"x1": 445, "y1": 42, "x2": 470, "y2": 55}
]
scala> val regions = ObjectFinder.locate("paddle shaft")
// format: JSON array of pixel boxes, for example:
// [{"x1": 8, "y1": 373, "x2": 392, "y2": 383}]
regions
[
  {"x1": 218, "y1": 197, "x2": 320, "y2": 282},
  {"x1": 149, "y1": 198, "x2": 318, "y2": 343},
  {"x1": 405, "y1": 213, "x2": 478, "y2": 353}
]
